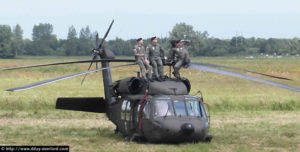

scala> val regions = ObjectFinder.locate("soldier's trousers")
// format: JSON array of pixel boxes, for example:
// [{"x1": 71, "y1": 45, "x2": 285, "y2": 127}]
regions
[
  {"x1": 150, "y1": 57, "x2": 163, "y2": 78},
  {"x1": 137, "y1": 59, "x2": 152, "y2": 79},
  {"x1": 173, "y1": 59, "x2": 184, "y2": 78}
]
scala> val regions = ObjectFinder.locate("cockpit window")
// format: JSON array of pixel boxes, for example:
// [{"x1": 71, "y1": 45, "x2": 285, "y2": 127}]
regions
[
  {"x1": 201, "y1": 103, "x2": 208, "y2": 119},
  {"x1": 143, "y1": 101, "x2": 150, "y2": 119},
  {"x1": 174, "y1": 100, "x2": 187, "y2": 116},
  {"x1": 121, "y1": 100, "x2": 131, "y2": 121},
  {"x1": 186, "y1": 101, "x2": 201, "y2": 117},
  {"x1": 153, "y1": 100, "x2": 174, "y2": 118}
]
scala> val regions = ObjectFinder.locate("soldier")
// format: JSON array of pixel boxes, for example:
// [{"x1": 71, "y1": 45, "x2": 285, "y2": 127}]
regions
[
  {"x1": 133, "y1": 38, "x2": 152, "y2": 81},
  {"x1": 169, "y1": 40, "x2": 178, "y2": 61},
  {"x1": 146, "y1": 37, "x2": 166, "y2": 81},
  {"x1": 170, "y1": 39, "x2": 191, "y2": 79}
]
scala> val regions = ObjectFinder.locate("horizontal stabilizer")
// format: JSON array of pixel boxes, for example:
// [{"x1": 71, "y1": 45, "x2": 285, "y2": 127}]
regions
[{"x1": 56, "y1": 97, "x2": 106, "y2": 113}]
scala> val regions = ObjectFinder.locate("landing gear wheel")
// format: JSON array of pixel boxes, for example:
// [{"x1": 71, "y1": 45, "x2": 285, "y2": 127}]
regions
[{"x1": 204, "y1": 135, "x2": 213, "y2": 142}]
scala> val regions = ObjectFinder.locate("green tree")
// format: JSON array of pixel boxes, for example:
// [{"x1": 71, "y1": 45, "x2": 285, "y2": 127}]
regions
[
  {"x1": 289, "y1": 38, "x2": 300, "y2": 55},
  {"x1": 68, "y1": 25, "x2": 77, "y2": 40},
  {"x1": 169, "y1": 23, "x2": 207, "y2": 56},
  {"x1": 12, "y1": 24, "x2": 24, "y2": 56},
  {"x1": 229, "y1": 36, "x2": 246, "y2": 54},
  {"x1": 79, "y1": 26, "x2": 92, "y2": 40},
  {"x1": 259, "y1": 38, "x2": 290, "y2": 55},
  {"x1": 64, "y1": 25, "x2": 78, "y2": 56},
  {"x1": 211, "y1": 47, "x2": 227, "y2": 56},
  {"x1": 32, "y1": 23, "x2": 53, "y2": 41},
  {"x1": 206, "y1": 38, "x2": 230, "y2": 56},
  {"x1": 23, "y1": 38, "x2": 33, "y2": 55},
  {"x1": 107, "y1": 37, "x2": 132, "y2": 56},
  {"x1": 77, "y1": 26, "x2": 93, "y2": 55},
  {"x1": 29, "y1": 23, "x2": 58, "y2": 55},
  {"x1": 0, "y1": 25, "x2": 15, "y2": 58}
]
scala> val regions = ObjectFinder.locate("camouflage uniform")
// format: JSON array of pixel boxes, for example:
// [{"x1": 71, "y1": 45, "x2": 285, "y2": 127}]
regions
[
  {"x1": 146, "y1": 43, "x2": 165, "y2": 78},
  {"x1": 133, "y1": 44, "x2": 152, "y2": 80},
  {"x1": 170, "y1": 40, "x2": 190, "y2": 78}
]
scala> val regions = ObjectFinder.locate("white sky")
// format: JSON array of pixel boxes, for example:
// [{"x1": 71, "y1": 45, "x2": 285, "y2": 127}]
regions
[{"x1": 1, "y1": 0, "x2": 300, "y2": 40}]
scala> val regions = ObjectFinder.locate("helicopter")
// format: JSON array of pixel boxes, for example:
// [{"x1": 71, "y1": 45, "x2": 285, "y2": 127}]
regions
[{"x1": 2, "y1": 20, "x2": 300, "y2": 143}]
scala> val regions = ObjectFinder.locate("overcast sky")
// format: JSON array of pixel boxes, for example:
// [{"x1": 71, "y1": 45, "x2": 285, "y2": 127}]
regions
[{"x1": 1, "y1": 0, "x2": 300, "y2": 40}]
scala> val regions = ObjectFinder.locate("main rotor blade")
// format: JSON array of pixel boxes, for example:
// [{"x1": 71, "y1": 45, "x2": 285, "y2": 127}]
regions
[
  {"x1": 98, "y1": 20, "x2": 114, "y2": 49},
  {"x1": 1, "y1": 59, "x2": 135, "y2": 71},
  {"x1": 196, "y1": 62, "x2": 292, "y2": 80},
  {"x1": 81, "y1": 55, "x2": 98, "y2": 85},
  {"x1": 188, "y1": 62, "x2": 300, "y2": 92},
  {"x1": 95, "y1": 33, "x2": 99, "y2": 48},
  {"x1": 5, "y1": 63, "x2": 136, "y2": 92},
  {"x1": 95, "y1": 33, "x2": 100, "y2": 70}
]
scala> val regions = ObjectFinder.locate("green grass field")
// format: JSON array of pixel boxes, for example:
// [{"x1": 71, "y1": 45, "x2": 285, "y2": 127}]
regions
[{"x1": 1, "y1": 56, "x2": 300, "y2": 152}]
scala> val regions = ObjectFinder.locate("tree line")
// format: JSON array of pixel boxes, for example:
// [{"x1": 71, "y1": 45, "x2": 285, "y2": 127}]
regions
[{"x1": 1, "y1": 23, "x2": 300, "y2": 58}]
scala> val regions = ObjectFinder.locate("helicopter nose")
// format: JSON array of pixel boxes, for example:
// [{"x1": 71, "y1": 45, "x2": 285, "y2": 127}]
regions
[{"x1": 181, "y1": 123, "x2": 194, "y2": 135}]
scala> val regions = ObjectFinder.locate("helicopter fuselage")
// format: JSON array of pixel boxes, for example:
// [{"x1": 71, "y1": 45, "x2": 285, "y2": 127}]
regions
[{"x1": 106, "y1": 77, "x2": 212, "y2": 142}]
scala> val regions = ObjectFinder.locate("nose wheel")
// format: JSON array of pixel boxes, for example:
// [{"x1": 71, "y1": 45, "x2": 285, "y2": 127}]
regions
[
  {"x1": 125, "y1": 133, "x2": 146, "y2": 142},
  {"x1": 204, "y1": 134, "x2": 213, "y2": 142}
]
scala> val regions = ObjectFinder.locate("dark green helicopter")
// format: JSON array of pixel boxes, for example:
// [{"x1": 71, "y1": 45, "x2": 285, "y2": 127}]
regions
[{"x1": 3, "y1": 20, "x2": 300, "y2": 143}]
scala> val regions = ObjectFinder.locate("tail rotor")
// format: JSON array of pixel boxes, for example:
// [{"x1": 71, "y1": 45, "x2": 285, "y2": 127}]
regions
[{"x1": 81, "y1": 20, "x2": 114, "y2": 85}]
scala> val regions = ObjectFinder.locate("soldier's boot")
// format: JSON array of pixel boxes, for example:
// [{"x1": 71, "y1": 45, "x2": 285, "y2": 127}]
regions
[
  {"x1": 159, "y1": 75, "x2": 165, "y2": 81},
  {"x1": 152, "y1": 72, "x2": 161, "y2": 81},
  {"x1": 153, "y1": 75, "x2": 162, "y2": 82},
  {"x1": 142, "y1": 78, "x2": 148, "y2": 83},
  {"x1": 140, "y1": 66, "x2": 147, "y2": 80},
  {"x1": 183, "y1": 63, "x2": 190, "y2": 68},
  {"x1": 154, "y1": 74, "x2": 159, "y2": 80},
  {"x1": 173, "y1": 72, "x2": 181, "y2": 82},
  {"x1": 142, "y1": 74, "x2": 147, "y2": 80},
  {"x1": 172, "y1": 71, "x2": 181, "y2": 79},
  {"x1": 157, "y1": 77, "x2": 163, "y2": 82},
  {"x1": 152, "y1": 67, "x2": 160, "y2": 81},
  {"x1": 183, "y1": 59, "x2": 191, "y2": 68},
  {"x1": 172, "y1": 72, "x2": 175, "y2": 77},
  {"x1": 148, "y1": 79, "x2": 154, "y2": 82},
  {"x1": 146, "y1": 69, "x2": 153, "y2": 82}
]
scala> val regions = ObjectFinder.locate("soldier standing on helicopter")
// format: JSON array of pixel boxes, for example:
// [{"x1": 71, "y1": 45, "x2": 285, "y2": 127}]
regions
[
  {"x1": 133, "y1": 38, "x2": 152, "y2": 81},
  {"x1": 146, "y1": 37, "x2": 166, "y2": 81},
  {"x1": 170, "y1": 39, "x2": 191, "y2": 79}
]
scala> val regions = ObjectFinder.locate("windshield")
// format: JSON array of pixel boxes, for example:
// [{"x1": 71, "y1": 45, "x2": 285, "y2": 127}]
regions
[
  {"x1": 153, "y1": 100, "x2": 174, "y2": 118},
  {"x1": 186, "y1": 100, "x2": 201, "y2": 117},
  {"x1": 152, "y1": 96, "x2": 205, "y2": 118},
  {"x1": 173, "y1": 100, "x2": 187, "y2": 116}
]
